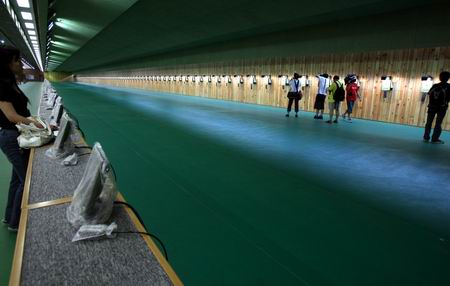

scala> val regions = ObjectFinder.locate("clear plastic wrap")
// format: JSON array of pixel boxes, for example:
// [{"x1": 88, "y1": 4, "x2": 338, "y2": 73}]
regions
[
  {"x1": 67, "y1": 142, "x2": 118, "y2": 228},
  {"x1": 16, "y1": 117, "x2": 54, "y2": 148},
  {"x1": 48, "y1": 101, "x2": 64, "y2": 127},
  {"x1": 46, "y1": 93, "x2": 59, "y2": 109},
  {"x1": 72, "y1": 222, "x2": 117, "y2": 242},
  {"x1": 45, "y1": 112, "x2": 75, "y2": 159},
  {"x1": 62, "y1": 153, "x2": 78, "y2": 166}
]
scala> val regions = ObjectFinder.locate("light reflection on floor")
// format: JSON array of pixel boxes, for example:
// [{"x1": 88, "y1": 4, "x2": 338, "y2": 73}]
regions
[{"x1": 78, "y1": 83, "x2": 450, "y2": 236}]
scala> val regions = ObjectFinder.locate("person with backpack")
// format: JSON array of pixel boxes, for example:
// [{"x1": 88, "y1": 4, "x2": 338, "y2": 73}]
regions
[
  {"x1": 423, "y1": 71, "x2": 450, "y2": 144},
  {"x1": 285, "y1": 73, "x2": 303, "y2": 118},
  {"x1": 326, "y1": 75, "x2": 344, "y2": 124},
  {"x1": 313, "y1": 73, "x2": 329, "y2": 119},
  {"x1": 342, "y1": 74, "x2": 361, "y2": 122}
]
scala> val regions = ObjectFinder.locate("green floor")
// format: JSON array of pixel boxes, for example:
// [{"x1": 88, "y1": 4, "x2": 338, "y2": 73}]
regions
[
  {"x1": 3, "y1": 81, "x2": 450, "y2": 285},
  {"x1": 0, "y1": 82, "x2": 42, "y2": 286}
]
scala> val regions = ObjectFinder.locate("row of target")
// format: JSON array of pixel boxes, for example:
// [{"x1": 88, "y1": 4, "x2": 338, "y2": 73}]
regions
[{"x1": 78, "y1": 74, "x2": 313, "y2": 87}]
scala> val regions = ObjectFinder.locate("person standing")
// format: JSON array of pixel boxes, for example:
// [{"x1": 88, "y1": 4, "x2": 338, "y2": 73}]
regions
[
  {"x1": 285, "y1": 73, "x2": 303, "y2": 118},
  {"x1": 0, "y1": 46, "x2": 42, "y2": 231},
  {"x1": 423, "y1": 71, "x2": 450, "y2": 144},
  {"x1": 326, "y1": 75, "x2": 344, "y2": 124},
  {"x1": 313, "y1": 73, "x2": 329, "y2": 119},
  {"x1": 342, "y1": 74, "x2": 360, "y2": 122}
]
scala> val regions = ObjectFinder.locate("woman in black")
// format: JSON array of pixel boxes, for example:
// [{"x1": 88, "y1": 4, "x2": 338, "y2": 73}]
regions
[{"x1": 0, "y1": 46, "x2": 42, "y2": 231}]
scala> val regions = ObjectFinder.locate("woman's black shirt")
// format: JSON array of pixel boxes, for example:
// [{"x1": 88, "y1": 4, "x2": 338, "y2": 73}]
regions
[{"x1": 0, "y1": 79, "x2": 31, "y2": 130}]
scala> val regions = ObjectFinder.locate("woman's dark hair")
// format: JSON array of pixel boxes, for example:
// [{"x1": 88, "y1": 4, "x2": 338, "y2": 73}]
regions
[
  {"x1": 0, "y1": 46, "x2": 21, "y2": 81},
  {"x1": 439, "y1": 71, "x2": 450, "y2": 82},
  {"x1": 333, "y1": 75, "x2": 340, "y2": 81},
  {"x1": 0, "y1": 46, "x2": 29, "y2": 103},
  {"x1": 293, "y1": 73, "x2": 300, "y2": 79}
]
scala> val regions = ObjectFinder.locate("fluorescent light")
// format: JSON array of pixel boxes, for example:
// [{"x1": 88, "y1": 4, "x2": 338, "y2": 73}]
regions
[
  {"x1": 29, "y1": 36, "x2": 37, "y2": 40},
  {"x1": 31, "y1": 40, "x2": 37, "y2": 43},
  {"x1": 25, "y1": 22, "x2": 34, "y2": 29},
  {"x1": 17, "y1": 0, "x2": 30, "y2": 8},
  {"x1": 21, "y1": 12, "x2": 32, "y2": 20},
  {"x1": 27, "y1": 30, "x2": 36, "y2": 35}
]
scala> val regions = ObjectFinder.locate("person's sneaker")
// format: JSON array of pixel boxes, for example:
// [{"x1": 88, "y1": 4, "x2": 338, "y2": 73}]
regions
[
  {"x1": 423, "y1": 138, "x2": 430, "y2": 143},
  {"x1": 348, "y1": 118, "x2": 352, "y2": 122},
  {"x1": 2, "y1": 218, "x2": 8, "y2": 225},
  {"x1": 326, "y1": 120, "x2": 332, "y2": 124},
  {"x1": 431, "y1": 140, "x2": 445, "y2": 144},
  {"x1": 342, "y1": 115, "x2": 346, "y2": 119},
  {"x1": 318, "y1": 115, "x2": 323, "y2": 120},
  {"x1": 8, "y1": 226, "x2": 18, "y2": 232},
  {"x1": 333, "y1": 120, "x2": 338, "y2": 123},
  {"x1": 285, "y1": 114, "x2": 289, "y2": 117},
  {"x1": 314, "y1": 115, "x2": 318, "y2": 119},
  {"x1": 295, "y1": 113, "x2": 298, "y2": 118}
]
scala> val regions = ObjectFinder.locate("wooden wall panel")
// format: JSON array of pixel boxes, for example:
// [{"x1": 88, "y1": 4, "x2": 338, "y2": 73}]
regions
[
  {"x1": 45, "y1": 72, "x2": 73, "y2": 82},
  {"x1": 77, "y1": 47, "x2": 450, "y2": 130}
]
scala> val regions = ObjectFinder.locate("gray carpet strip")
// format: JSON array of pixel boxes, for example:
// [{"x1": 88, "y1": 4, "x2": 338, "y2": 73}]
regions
[{"x1": 19, "y1": 90, "x2": 174, "y2": 285}]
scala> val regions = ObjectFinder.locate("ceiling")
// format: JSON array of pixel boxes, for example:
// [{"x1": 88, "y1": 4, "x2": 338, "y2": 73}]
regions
[
  {"x1": 42, "y1": 0, "x2": 137, "y2": 70},
  {"x1": 39, "y1": 0, "x2": 449, "y2": 72},
  {"x1": 0, "y1": 2, "x2": 39, "y2": 69}
]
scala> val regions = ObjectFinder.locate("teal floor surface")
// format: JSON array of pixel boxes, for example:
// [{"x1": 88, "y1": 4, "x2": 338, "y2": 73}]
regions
[
  {"x1": 58, "y1": 82, "x2": 450, "y2": 286},
  {"x1": 4, "y1": 81, "x2": 450, "y2": 285}
]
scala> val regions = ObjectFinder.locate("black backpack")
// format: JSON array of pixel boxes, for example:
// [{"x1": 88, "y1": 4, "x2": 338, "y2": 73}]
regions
[
  {"x1": 333, "y1": 81, "x2": 345, "y2": 101},
  {"x1": 428, "y1": 84, "x2": 449, "y2": 108}
]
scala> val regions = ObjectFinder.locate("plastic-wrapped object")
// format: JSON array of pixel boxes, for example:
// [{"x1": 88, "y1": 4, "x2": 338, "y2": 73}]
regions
[
  {"x1": 16, "y1": 117, "x2": 53, "y2": 148},
  {"x1": 72, "y1": 222, "x2": 117, "y2": 242},
  {"x1": 45, "y1": 112, "x2": 74, "y2": 159},
  {"x1": 62, "y1": 153, "x2": 78, "y2": 166},
  {"x1": 46, "y1": 94, "x2": 59, "y2": 109},
  {"x1": 67, "y1": 142, "x2": 118, "y2": 228},
  {"x1": 49, "y1": 101, "x2": 64, "y2": 127}
]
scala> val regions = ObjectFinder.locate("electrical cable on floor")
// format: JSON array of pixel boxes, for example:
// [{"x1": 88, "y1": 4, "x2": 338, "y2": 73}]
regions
[
  {"x1": 73, "y1": 145, "x2": 92, "y2": 157},
  {"x1": 77, "y1": 152, "x2": 91, "y2": 157},
  {"x1": 74, "y1": 145, "x2": 92, "y2": 149},
  {"x1": 114, "y1": 201, "x2": 146, "y2": 229},
  {"x1": 110, "y1": 163, "x2": 117, "y2": 182},
  {"x1": 114, "y1": 231, "x2": 168, "y2": 261},
  {"x1": 114, "y1": 201, "x2": 168, "y2": 261}
]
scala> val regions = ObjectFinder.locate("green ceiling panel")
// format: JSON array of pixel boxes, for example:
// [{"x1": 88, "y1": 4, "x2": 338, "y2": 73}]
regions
[
  {"x1": 45, "y1": 0, "x2": 449, "y2": 72},
  {"x1": 46, "y1": 0, "x2": 138, "y2": 70}
]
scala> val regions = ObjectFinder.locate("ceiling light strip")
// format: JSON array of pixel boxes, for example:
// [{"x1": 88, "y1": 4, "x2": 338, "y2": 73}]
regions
[{"x1": 0, "y1": 0, "x2": 43, "y2": 70}]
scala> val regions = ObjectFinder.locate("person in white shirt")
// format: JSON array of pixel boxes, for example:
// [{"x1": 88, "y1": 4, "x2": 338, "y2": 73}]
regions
[
  {"x1": 285, "y1": 73, "x2": 303, "y2": 117},
  {"x1": 314, "y1": 73, "x2": 329, "y2": 119}
]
